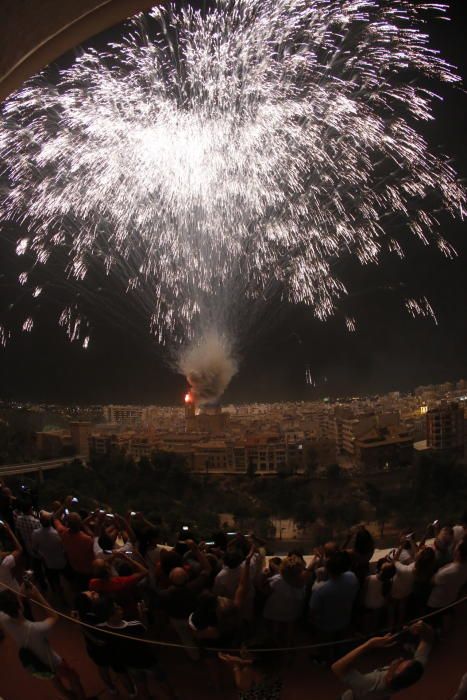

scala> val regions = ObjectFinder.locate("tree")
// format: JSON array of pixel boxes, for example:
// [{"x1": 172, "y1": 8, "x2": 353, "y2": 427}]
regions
[
  {"x1": 338, "y1": 499, "x2": 363, "y2": 531},
  {"x1": 304, "y1": 445, "x2": 319, "y2": 476},
  {"x1": 322, "y1": 498, "x2": 363, "y2": 538},
  {"x1": 247, "y1": 459, "x2": 256, "y2": 479},
  {"x1": 326, "y1": 463, "x2": 342, "y2": 481},
  {"x1": 322, "y1": 503, "x2": 340, "y2": 536},
  {"x1": 278, "y1": 461, "x2": 294, "y2": 477},
  {"x1": 232, "y1": 502, "x2": 252, "y2": 531},
  {"x1": 293, "y1": 501, "x2": 316, "y2": 531},
  {"x1": 376, "y1": 491, "x2": 399, "y2": 538},
  {"x1": 365, "y1": 482, "x2": 381, "y2": 509}
]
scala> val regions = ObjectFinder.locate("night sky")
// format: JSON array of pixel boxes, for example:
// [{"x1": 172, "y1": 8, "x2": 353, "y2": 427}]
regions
[{"x1": 0, "y1": 1, "x2": 466, "y2": 405}]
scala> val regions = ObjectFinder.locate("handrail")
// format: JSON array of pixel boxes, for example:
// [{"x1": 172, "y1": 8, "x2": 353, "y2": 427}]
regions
[{"x1": 0, "y1": 579, "x2": 465, "y2": 653}]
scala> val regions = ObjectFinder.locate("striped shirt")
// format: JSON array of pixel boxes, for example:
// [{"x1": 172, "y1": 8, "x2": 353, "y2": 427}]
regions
[{"x1": 14, "y1": 513, "x2": 40, "y2": 556}]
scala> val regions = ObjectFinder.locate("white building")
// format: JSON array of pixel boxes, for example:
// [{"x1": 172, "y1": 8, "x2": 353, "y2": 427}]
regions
[{"x1": 103, "y1": 405, "x2": 145, "y2": 426}]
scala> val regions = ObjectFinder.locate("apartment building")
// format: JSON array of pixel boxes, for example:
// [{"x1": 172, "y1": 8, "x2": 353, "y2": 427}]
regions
[
  {"x1": 354, "y1": 425, "x2": 413, "y2": 472},
  {"x1": 103, "y1": 405, "x2": 145, "y2": 426},
  {"x1": 426, "y1": 402, "x2": 464, "y2": 452}
]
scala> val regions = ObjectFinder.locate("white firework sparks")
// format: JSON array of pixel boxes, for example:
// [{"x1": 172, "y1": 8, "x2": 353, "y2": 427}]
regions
[
  {"x1": 58, "y1": 305, "x2": 88, "y2": 342},
  {"x1": 0, "y1": 0, "x2": 464, "y2": 350},
  {"x1": 405, "y1": 296, "x2": 439, "y2": 324},
  {"x1": 0, "y1": 324, "x2": 10, "y2": 347},
  {"x1": 305, "y1": 367, "x2": 316, "y2": 387},
  {"x1": 22, "y1": 317, "x2": 34, "y2": 332}
]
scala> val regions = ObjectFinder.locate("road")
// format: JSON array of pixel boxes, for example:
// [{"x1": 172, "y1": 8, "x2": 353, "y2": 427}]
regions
[{"x1": 0, "y1": 456, "x2": 84, "y2": 479}]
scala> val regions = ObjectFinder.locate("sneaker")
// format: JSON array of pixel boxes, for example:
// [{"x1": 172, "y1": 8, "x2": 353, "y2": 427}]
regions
[
  {"x1": 105, "y1": 685, "x2": 119, "y2": 696},
  {"x1": 309, "y1": 655, "x2": 327, "y2": 667}
]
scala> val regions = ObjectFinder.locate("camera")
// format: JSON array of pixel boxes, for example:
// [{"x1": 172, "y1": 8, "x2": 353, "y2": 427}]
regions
[{"x1": 23, "y1": 570, "x2": 34, "y2": 587}]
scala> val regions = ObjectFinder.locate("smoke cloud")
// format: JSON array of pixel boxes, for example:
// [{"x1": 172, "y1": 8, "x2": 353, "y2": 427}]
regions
[{"x1": 178, "y1": 329, "x2": 237, "y2": 405}]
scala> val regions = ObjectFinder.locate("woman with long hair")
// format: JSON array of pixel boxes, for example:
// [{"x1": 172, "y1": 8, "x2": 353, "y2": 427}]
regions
[
  {"x1": 363, "y1": 559, "x2": 396, "y2": 632},
  {"x1": 407, "y1": 547, "x2": 437, "y2": 620},
  {"x1": 219, "y1": 646, "x2": 282, "y2": 700}
]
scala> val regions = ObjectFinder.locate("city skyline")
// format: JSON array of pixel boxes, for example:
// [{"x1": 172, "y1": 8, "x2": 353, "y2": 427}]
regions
[{"x1": 2, "y1": 376, "x2": 467, "y2": 409}]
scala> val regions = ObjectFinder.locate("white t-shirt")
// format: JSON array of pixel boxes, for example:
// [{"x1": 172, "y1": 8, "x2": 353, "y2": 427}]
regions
[
  {"x1": 453, "y1": 526, "x2": 466, "y2": 546},
  {"x1": 364, "y1": 575, "x2": 385, "y2": 610},
  {"x1": 428, "y1": 561, "x2": 467, "y2": 608},
  {"x1": 342, "y1": 645, "x2": 430, "y2": 699},
  {"x1": 213, "y1": 565, "x2": 242, "y2": 598},
  {"x1": 145, "y1": 546, "x2": 162, "y2": 589},
  {"x1": 391, "y1": 561, "x2": 414, "y2": 600},
  {"x1": 93, "y1": 537, "x2": 104, "y2": 558},
  {"x1": 263, "y1": 574, "x2": 305, "y2": 622},
  {"x1": 213, "y1": 553, "x2": 261, "y2": 598},
  {"x1": 398, "y1": 548, "x2": 414, "y2": 565},
  {"x1": 0, "y1": 614, "x2": 61, "y2": 669},
  {"x1": 213, "y1": 555, "x2": 261, "y2": 620},
  {"x1": 32, "y1": 527, "x2": 66, "y2": 570},
  {"x1": 451, "y1": 672, "x2": 467, "y2": 700},
  {"x1": 311, "y1": 579, "x2": 327, "y2": 594},
  {"x1": 0, "y1": 554, "x2": 19, "y2": 592}
]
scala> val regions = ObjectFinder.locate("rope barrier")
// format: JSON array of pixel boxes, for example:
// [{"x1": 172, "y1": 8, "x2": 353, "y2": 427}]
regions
[{"x1": 1, "y1": 580, "x2": 466, "y2": 653}]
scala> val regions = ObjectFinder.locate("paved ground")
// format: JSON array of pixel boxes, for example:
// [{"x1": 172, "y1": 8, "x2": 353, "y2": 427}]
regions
[
  {"x1": 0, "y1": 601, "x2": 466, "y2": 700},
  {"x1": 0, "y1": 496, "x2": 443, "y2": 700}
]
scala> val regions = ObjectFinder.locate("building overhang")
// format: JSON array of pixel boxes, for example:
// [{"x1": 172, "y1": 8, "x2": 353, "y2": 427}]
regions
[{"x1": 0, "y1": 0, "x2": 157, "y2": 103}]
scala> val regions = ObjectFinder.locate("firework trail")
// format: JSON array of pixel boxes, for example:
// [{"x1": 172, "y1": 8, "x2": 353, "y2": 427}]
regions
[
  {"x1": 405, "y1": 296, "x2": 438, "y2": 325},
  {"x1": 0, "y1": 0, "x2": 464, "y2": 397}
]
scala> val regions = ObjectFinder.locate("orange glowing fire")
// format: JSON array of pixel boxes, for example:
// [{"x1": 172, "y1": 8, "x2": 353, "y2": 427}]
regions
[{"x1": 184, "y1": 392, "x2": 192, "y2": 403}]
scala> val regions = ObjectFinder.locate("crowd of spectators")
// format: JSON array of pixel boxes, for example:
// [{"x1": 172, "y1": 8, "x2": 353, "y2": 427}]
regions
[{"x1": 0, "y1": 481, "x2": 467, "y2": 700}]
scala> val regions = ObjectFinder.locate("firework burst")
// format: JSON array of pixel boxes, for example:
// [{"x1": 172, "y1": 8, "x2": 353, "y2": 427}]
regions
[{"x1": 0, "y1": 0, "x2": 464, "y2": 353}]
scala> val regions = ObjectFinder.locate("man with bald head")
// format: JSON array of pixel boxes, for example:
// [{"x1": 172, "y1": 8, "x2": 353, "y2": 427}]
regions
[
  {"x1": 89, "y1": 552, "x2": 149, "y2": 618},
  {"x1": 157, "y1": 540, "x2": 212, "y2": 660}
]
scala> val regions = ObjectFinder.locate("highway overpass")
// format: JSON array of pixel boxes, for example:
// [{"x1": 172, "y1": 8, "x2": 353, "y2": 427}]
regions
[{"x1": 0, "y1": 456, "x2": 84, "y2": 481}]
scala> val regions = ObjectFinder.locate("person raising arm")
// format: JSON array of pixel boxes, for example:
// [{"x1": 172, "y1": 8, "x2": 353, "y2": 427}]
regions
[
  {"x1": 0, "y1": 520, "x2": 23, "y2": 599},
  {"x1": 332, "y1": 621, "x2": 433, "y2": 699}
]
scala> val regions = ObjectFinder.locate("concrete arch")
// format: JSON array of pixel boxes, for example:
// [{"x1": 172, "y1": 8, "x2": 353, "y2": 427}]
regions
[{"x1": 0, "y1": 0, "x2": 157, "y2": 103}]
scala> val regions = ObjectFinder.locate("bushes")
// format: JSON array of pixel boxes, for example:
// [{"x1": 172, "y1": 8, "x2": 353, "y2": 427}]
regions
[{"x1": 34, "y1": 449, "x2": 467, "y2": 544}]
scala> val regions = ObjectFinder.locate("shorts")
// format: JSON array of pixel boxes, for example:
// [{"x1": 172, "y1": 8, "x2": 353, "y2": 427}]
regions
[
  {"x1": 86, "y1": 645, "x2": 112, "y2": 669},
  {"x1": 127, "y1": 664, "x2": 167, "y2": 682},
  {"x1": 44, "y1": 566, "x2": 67, "y2": 590},
  {"x1": 55, "y1": 658, "x2": 78, "y2": 683}
]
